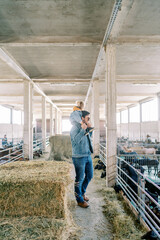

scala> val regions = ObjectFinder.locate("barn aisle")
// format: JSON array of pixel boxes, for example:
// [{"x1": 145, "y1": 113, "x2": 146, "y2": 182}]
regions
[{"x1": 69, "y1": 166, "x2": 113, "y2": 240}]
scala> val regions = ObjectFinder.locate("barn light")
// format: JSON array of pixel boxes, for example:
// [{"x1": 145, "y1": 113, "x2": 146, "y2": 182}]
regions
[
  {"x1": 50, "y1": 83, "x2": 76, "y2": 87},
  {"x1": 133, "y1": 83, "x2": 157, "y2": 86}
]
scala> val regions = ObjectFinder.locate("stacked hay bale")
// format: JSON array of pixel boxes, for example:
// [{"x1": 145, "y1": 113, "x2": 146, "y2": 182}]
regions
[
  {"x1": 0, "y1": 161, "x2": 77, "y2": 240},
  {"x1": 48, "y1": 135, "x2": 72, "y2": 161}
]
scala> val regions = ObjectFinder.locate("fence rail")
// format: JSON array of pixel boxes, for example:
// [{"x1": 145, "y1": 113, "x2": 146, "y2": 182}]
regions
[
  {"x1": 117, "y1": 156, "x2": 160, "y2": 238},
  {"x1": 0, "y1": 136, "x2": 50, "y2": 166},
  {"x1": 99, "y1": 142, "x2": 160, "y2": 238},
  {"x1": 0, "y1": 143, "x2": 23, "y2": 166}
]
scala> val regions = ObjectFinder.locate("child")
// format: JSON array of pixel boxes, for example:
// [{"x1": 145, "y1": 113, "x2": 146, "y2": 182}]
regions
[{"x1": 70, "y1": 101, "x2": 94, "y2": 135}]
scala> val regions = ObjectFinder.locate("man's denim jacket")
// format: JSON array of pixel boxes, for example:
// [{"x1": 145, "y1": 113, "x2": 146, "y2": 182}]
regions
[{"x1": 70, "y1": 123, "x2": 93, "y2": 158}]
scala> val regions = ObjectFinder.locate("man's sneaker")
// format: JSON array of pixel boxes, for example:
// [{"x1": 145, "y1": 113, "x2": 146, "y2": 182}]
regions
[
  {"x1": 78, "y1": 201, "x2": 89, "y2": 208},
  {"x1": 85, "y1": 127, "x2": 94, "y2": 136}
]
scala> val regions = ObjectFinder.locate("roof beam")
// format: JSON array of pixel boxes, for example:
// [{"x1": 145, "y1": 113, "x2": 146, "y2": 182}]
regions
[
  {"x1": 116, "y1": 75, "x2": 160, "y2": 83},
  {"x1": 114, "y1": 36, "x2": 160, "y2": 46},
  {"x1": 0, "y1": 93, "x2": 155, "y2": 98},
  {"x1": 0, "y1": 42, "x2": 100, "y2": 47},
  {"x1": 0, "y1": 47, "x2": 60, "y2": 111},
  {"x1": 84, "y1": 0, "x2": 123, "y2": 106},
  {"x1": 117, "y1": 93, "x2": 155, "y2": 97}
]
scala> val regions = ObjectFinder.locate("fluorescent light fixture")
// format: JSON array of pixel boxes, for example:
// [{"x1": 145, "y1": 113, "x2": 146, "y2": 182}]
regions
[
  {"x1": 50, "y1": 83, "x2": 76, "y2": 87},
  {"x1": 133, "y1": 83, "x2": 157, "y2": 86},
  {"x1": 50, "y1": 82, "x2": 89, "y2": 87}
]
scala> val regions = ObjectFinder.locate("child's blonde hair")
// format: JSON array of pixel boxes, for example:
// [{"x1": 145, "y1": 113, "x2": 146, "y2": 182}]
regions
[{"x1": 76, "y1": 101, "x2": 84, "y2": 110}]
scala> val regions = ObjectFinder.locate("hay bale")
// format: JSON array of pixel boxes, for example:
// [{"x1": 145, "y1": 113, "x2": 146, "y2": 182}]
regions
[
  {"x1": 0, "y1": 217, "x2": 66, "y2": 240},
  {"x1": 0, "y1": 161, "x2": 77, "y2": 240},
  {"x1": 0, "y1": 161, "x2": 71, "y2": 218},
  {"x1": 48, "y1": 135, "x2": 72, "y2": 161}
]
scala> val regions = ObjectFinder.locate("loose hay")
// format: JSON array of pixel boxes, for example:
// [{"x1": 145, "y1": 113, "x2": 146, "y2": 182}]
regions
[
  {"x1": 0, "y1": 161, "x2": 77, "y2": 240},
  {"x1": 94, "y1": 158, "x2": 146, "y2": 240}
]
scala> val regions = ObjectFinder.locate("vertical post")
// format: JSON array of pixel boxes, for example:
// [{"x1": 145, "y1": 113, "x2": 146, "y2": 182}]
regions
[
  {"x1": 42, "y1": 96, "x2": 46, "y2": 151},
  {"x1": 55, "y1": 108, "x2": 58, "y2": 134},
  {"x1": 92, "y1": 78, "x2": 100, "y2": 156},
  {"x1": 128, "y1": 107, "x2": 130, "y2": 140},
  {"x1": 29, "y1": 83, "x2": 33, "y2": 159},
  {"x1": 23, "y1": 80, "x2": 30, "y2": 159},
  {"x1": 11, "y1": 108, "x2": 13, "y2": 144},
  {"x1": 120, "y1": 111, "x2": 122, "y2": 138},
  {"x1": 105, "y1": 44, "x2": 117, "y2": 187},
  {"x1": 157, "y1": 94, "x2": 160, "y2": 142},
  {"x1": 86, "y1": 94, "x2": 92, "y2": 113},
  {"x1": 59, "y1": 111, "x2": 62, "y2": 134},
  {"x1": 50, "y1": 104, "x2": 53, "y2": 136},
  {"x1": 140, "y1": 103, "x2": 142, "y2": 141}
]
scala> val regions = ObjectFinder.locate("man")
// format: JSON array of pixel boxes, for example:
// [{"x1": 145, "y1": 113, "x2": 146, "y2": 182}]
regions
[
  {"x1": 2, "y1": 134, "x2": 8, "y2": 148},
  {"x1": 70, "y1": 110, "x2": 93, "y2": 208},
  {"x1": 145, "y1": 134, "x2": 151, "y2": 144}
]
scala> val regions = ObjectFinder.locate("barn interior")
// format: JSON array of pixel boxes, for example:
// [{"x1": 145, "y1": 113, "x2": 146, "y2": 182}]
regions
[{"x1": 0, "y1": 0, "x2": 160, "y2": 239}]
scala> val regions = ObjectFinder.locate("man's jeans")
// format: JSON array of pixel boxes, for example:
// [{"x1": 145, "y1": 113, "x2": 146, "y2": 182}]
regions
[{"x1": 72, "y1": 155, "x2": 93, "y2": 203}]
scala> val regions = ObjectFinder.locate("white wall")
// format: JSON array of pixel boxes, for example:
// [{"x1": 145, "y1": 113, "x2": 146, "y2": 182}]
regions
[
  {"x1": 129, "y1": 123, "x2": 141, "y2": 140},
  {"x1": 117, "y1": 121, "x2": 159, "y2": 141},
  {"x1": 0, "y1": 124, "x2": 23, "y2": 141}
]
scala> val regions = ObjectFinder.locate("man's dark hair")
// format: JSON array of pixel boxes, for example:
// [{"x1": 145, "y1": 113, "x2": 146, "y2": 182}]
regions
[{"x1": 82, "y1": 110, "x2": 90, "y2": 118}]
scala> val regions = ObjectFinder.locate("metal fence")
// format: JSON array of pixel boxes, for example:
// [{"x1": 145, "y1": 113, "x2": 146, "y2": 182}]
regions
[
  {"x1": 0, "y1": 137, "x2": 23, "y2": 148},
  {"x1": 117, "y1": 156, "x2": 160, "y2": 238},
  {"x1": 0, "y1": 137, "x2": 50, "y2": 166},
  {"x1": 99, "y1": 143, "x2": 160, "y2": 238},
  {"x1": 33, "y1": 138, "x2": 43, "y2": 153},
  {"x1": 0, "y1": 143, "x2": 23, "y2": 166},
  {"x1": 99, "y1": 143, "x2": 106, "y2": 166}
]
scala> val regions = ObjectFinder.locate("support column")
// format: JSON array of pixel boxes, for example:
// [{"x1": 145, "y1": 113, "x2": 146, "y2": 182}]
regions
[
  {"x1": 140, "y1": 103, "x2": 142, "y2": 141},
  {"x1": 55, "y1": 108, "x2": 58, "y2": 134},
  {"x1": 157, "y1": 95, "x2": 160, "y2": 142},
  {"x1": 86, "y1": 94, "x2": 92, "y2": 113},
  {"x1": 42, "y1": 96, "x2": 46, "y2": 151},
  {"x1": 29, "y1": 83, "x2": 33, "y2": 159},
  {"x1": 23, "y1": 80, "x2": 31, "y2": 159},
  {"x1": 59, "y1": 111, "x2": 62, "y2": 134},
  {"x1": 50, "y1": 104, "x2": 54, "y2": 136},
  {"x1": 128, "y1": 107, "x2": 130, "y2": 140},
  {"x1": 92, "y1": 79, "x2": 100, "y2": 156},
  {"x1": 120, "y1": 111, "x2": 122, "y2": 138},
  {"x1": 105, "y1": 44, "x2": 117, "y2": 187}
]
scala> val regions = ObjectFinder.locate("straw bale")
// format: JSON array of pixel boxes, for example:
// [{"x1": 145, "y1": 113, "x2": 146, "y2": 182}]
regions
[
  {"x1": 48, "y1": 135, "x2": 72, "y2": 161},
  {"x1": 0, "y1": 160, "x2": 78, "y2": 239},
  {"x1": 0, "y1": 217, "x2": 66, "y2": 240},
  {"x1": 0, "y1": 161, "x2": 72, "y2": 217}
]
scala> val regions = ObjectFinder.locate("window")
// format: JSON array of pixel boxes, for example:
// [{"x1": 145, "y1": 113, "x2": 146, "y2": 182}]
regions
[
  {"x1": 13, "y1": 110, "x2": 22, "y2": 124},
  {"x1": 0, "y1": 105, "x2": 11, "y2": 124},
  {"x1": 129, "y1": 105, "x2": 140, "y2": 122},
  {"x1": 22, "y1": 112, "x2": 24, "y2": 124},
  {"x1": 142, "y1": 98, "x2": 158, "y2": 122},
  {"x1": 121, "y1": 109, "x2": 128, "y2": 123},
  {"x1": 62, "y1": 119, "x2": 72, "y2": 132},
  {"x1": 116, "y1": 112, "x2": 120, "y2": 124}
]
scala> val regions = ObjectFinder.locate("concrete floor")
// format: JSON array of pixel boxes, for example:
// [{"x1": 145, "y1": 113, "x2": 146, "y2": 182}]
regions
[
  {"x1": 69, "y1": 166, "x2": 113, "y2": 240},
  {"x1": 37, "y1": 147, "x2": 113, "y2": 239}
]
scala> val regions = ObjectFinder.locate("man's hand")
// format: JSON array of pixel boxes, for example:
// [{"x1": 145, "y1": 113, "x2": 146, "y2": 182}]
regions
[
  {"x1": 81, "y1": 123, "x2": 87, "y2": 130},
  {"x1": 87, "y1": 122, "x2": 91, "y2": 128}
]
